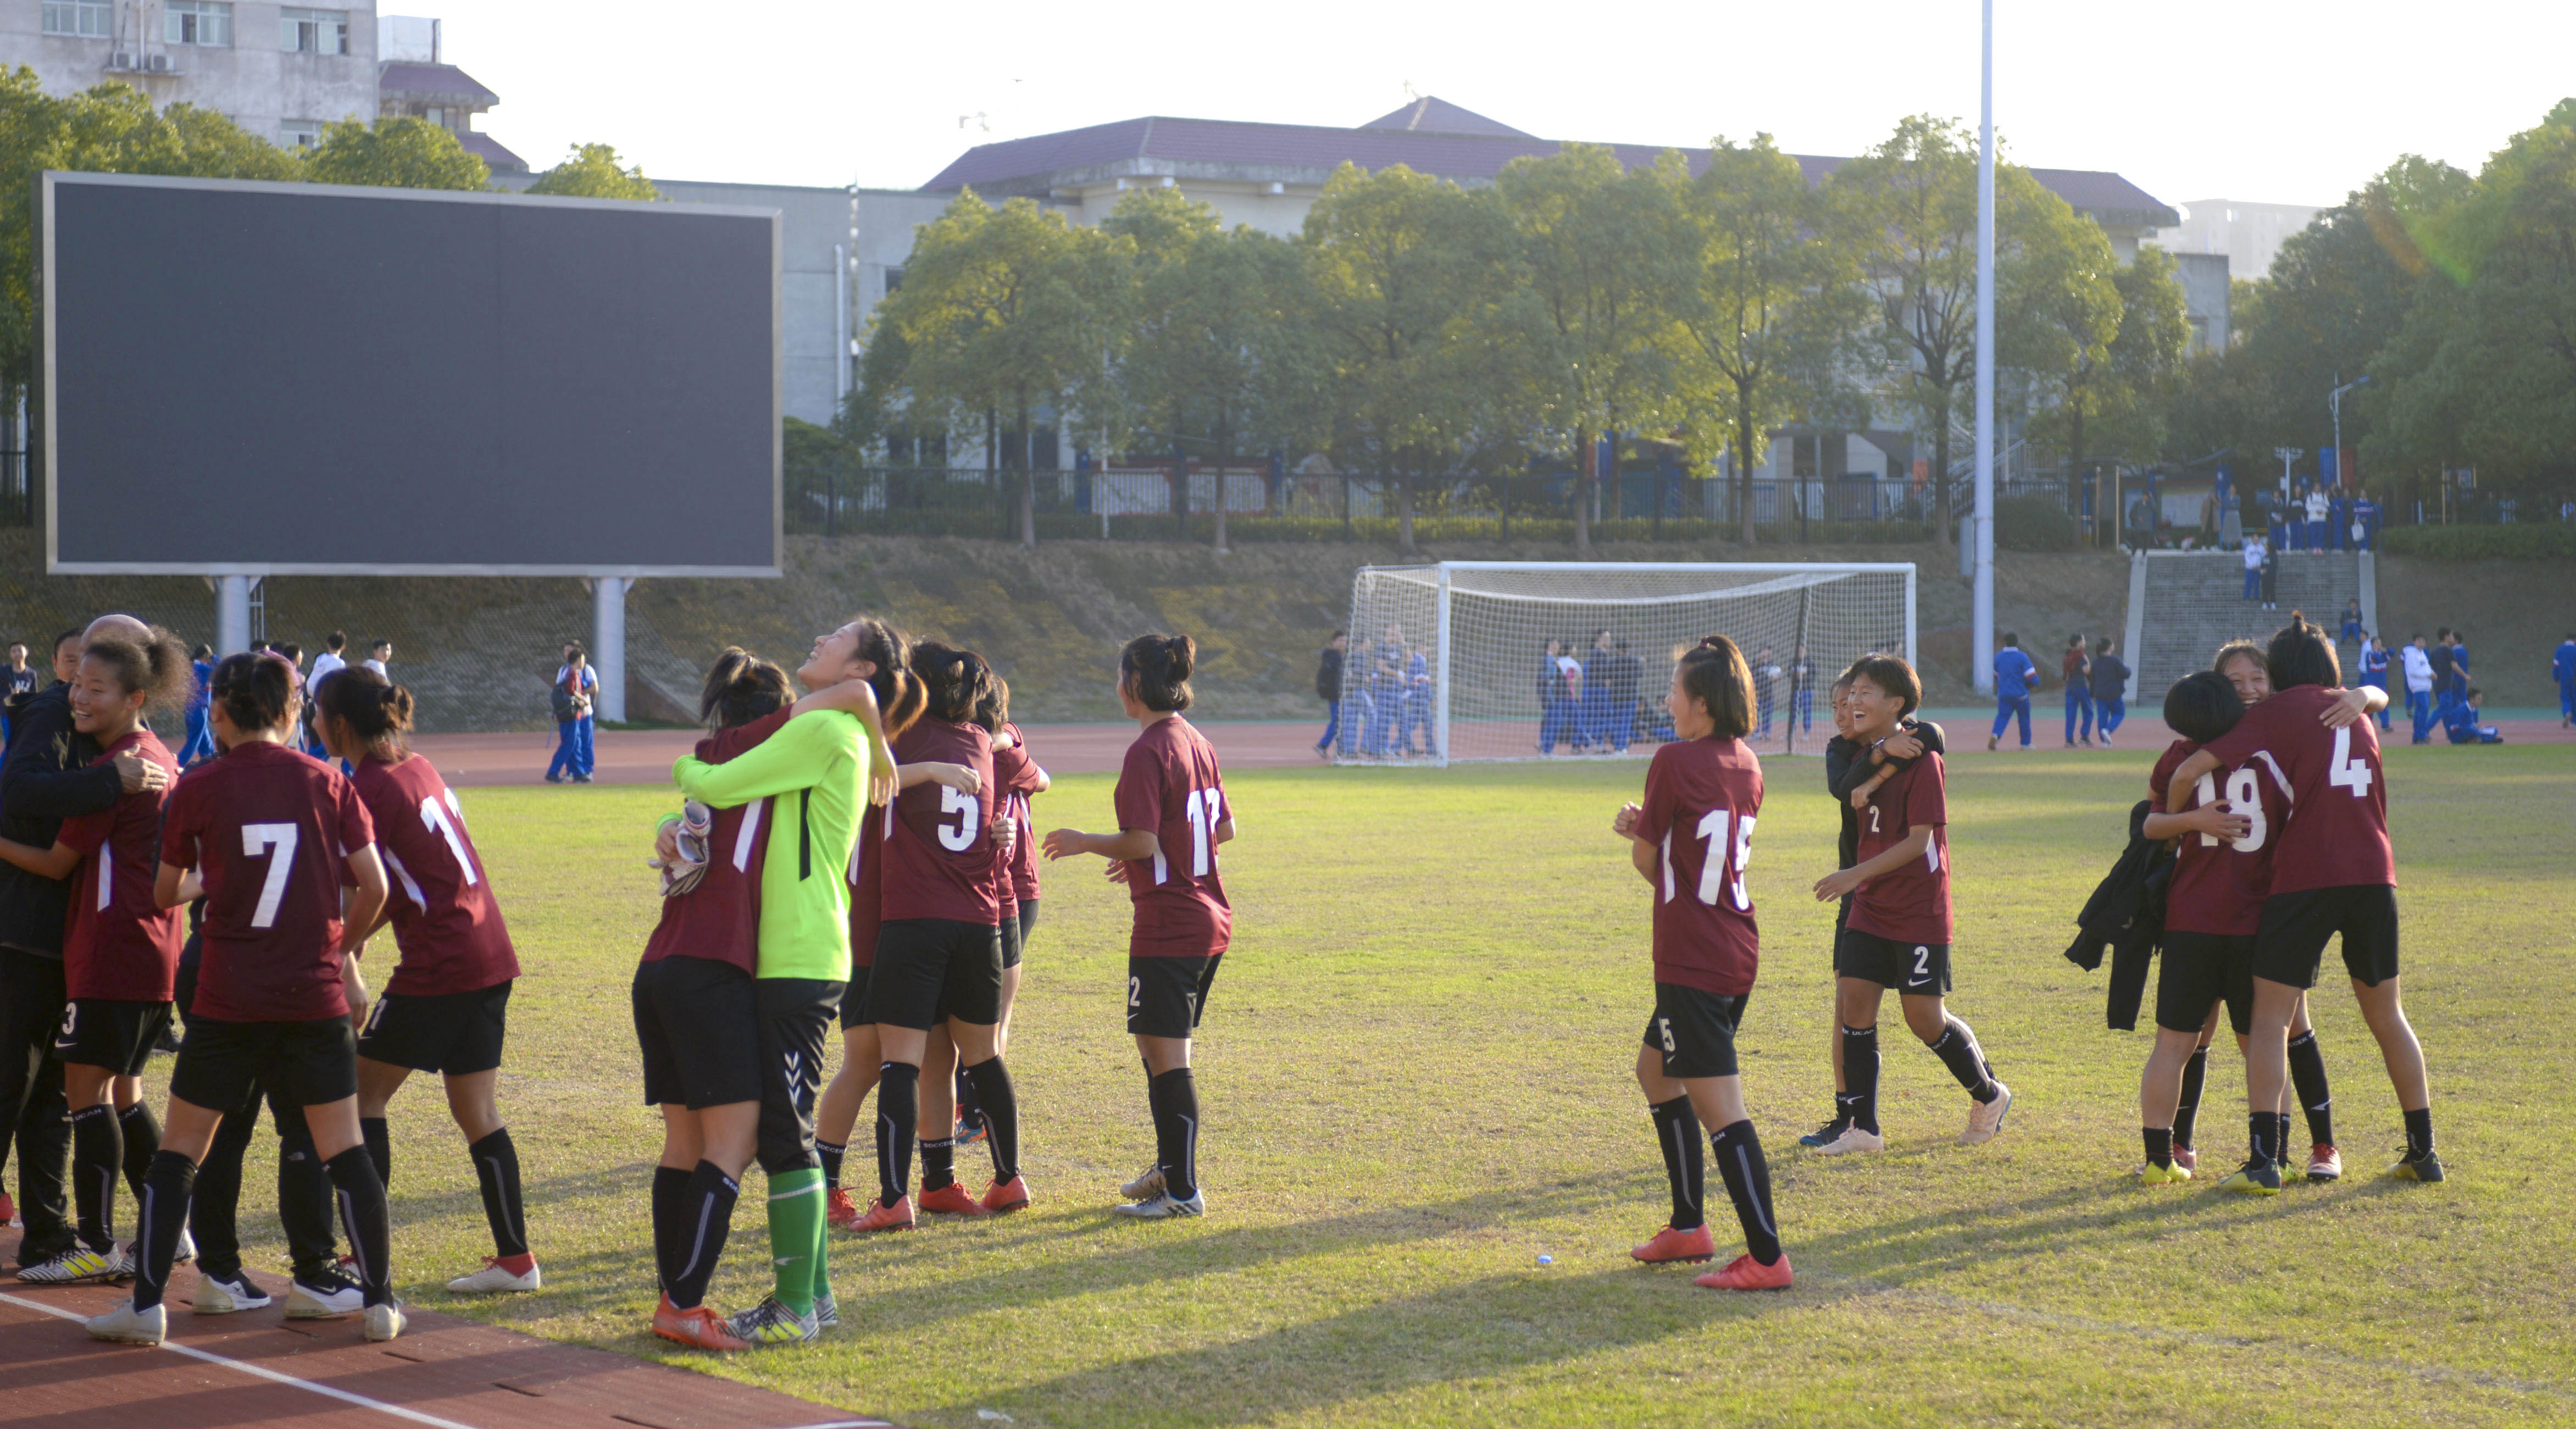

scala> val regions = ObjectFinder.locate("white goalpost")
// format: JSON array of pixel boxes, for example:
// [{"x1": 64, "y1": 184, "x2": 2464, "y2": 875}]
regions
[{"x1": 1335, "y1": 562, "x2": 1917, "y2": 767}]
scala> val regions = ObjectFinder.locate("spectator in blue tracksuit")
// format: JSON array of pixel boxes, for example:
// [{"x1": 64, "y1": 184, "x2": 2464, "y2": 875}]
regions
[
  {"x1": 1537, "y1": 639, "x2": 1580, "y2": 754},
  {"x1": 2555, "y1": 633, "x2": 2576, "y2": 728},
  {"x1": 2339, "y1": 599, "x2": 2364, "y2": 644},
  {"x1": 2329, "y1": 492, "x2": 2352, "y2": 551},
  {"x1": 0, "y1": 641, "x2": 35, "y2": 749},
  {"x1": 1606, "y1": 638, "x2": 1641, "y2": 754},
  {"x1": 2402, "y1": 634, "x2": 2436, "y2": 744},
  {"x1": 1987, "y1": 633, "x2": 2042, "y2": 750},
  {"x1": 2241, "y1": 535, "x2": 2266, "y2": 601},
  {"x1": 2059, "y1": 633, "x2": 2092, "y2": 747},
  {"x1": 1752, "y1": 645, "x2": 1780, "y2": 740},
  {"x1": 177, "y1": 644, "x2": 216, "y2": 763},
  {"x1": 2353, "y1": 491, "x2": 2380, "y2": 551},
  {"x1": 2442, "y1": 688, "x2": 2503, "y2": 744},
  {"x1": 2447, "y1": 632, "x2": 2472, "y2": 714},
  {"x1": 1580, "y1": 630, "x2": 1615, "y2": 750},
  {"x1": 1400, "y1": 648, "x2": 1436, "y2": 757},
  {"x1": 2088, "y1": 637, "x2": 2129, "y2": 745},
  {"x1": 1364, "y1": 657, "x2": 1404, "y2": 757},
  {"x1": 545, "y1": 648, "x2": 597, "y2": 783},
  {"x1": 1788, "y1": 646, "x2": 1816, "y2": 736},
  {"x1": 2360, "y1": 635, "x2": 2393, "y2": 731}
]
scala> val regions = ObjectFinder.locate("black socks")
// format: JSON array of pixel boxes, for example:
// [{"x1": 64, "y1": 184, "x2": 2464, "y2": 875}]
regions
[
  {"x1": 955, "y1": 1065, "x2": 984, "y2": 1129},
  {"x1": 71, "y1": 1104, "x2": 121, "y2": 1254},
  {"x1": 2404, "y1": 1107, "x2": 2434, "y2": 1159},
  {"x1": 129, "y1": 1150, "x2": 197, "y2": 1311},
  {"x1": 276, "y1": 1119, "x2": 341, "y2": 1276},
  {"x1": 875, "y1": 1062, "x2": 919, "y2": 1206},
  {"x1": 1147, "y1": 1067, "x2": 1198, "y2": 1200},
  {"x1": 967, "y1": 1058, "x2": 1021, "y2": 1184},
  {"x1": 1710, "y1": 1120, "x2": 1781, "y2": 1266},
  {"x1": 2173, "y1": 1048, "x2": 2209, "y2": 1148},
  {"x1": 118, "y1": 1103, "x2": 159, "y2": 1199},
  {"x1": 1930, "y1": 1018, "x2": 1998, "y2": 1103},
  {"x1": 2142, "y1": 1126, "x2": 2173, "y2": 1170},
  {"x1": 666, "y1": 1161, "x2": 739, "y2": 1311},
  {"x1": 2249, "y1": 1112, "x2": 2281, "y2": 1166},
  {"x1": 816, "y1": 1139, "x2": 845, "y2": 1190},
  {"x1": 324, "y1": 1146, "x2": 393, "y2": 1308},
  {"x1": 1840, "y1": 1025, "x2": 1880, "y2": 1133},
  {"x1": 468, "y1": 1128, "x2": 529, "y2": 1260},
  {"x1": 649, "y1": 1165, "x2": 690, "y2": 1295},
  {"x1": 920, "y1": 1137, "x2": 956, "y2": 1193},
  {"x1": 361, "y1": 1115, "x2": 392, "y2": 1191},
  {"x1": 2285, "y1": 1031, "x2": 2335, "y2": 1146},
  {"x1": 1648, "y1": 1096, "x2": 1703, "y2": 1232}
]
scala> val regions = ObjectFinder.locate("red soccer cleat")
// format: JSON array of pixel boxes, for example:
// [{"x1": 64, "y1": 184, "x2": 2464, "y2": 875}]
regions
[
  {"x1": 917, "y1": 1183, "x2": 990, "y2": 1217},
  {"x1": 652, "y1": 1295, "x2": 751, "y2": 1351},
  {"x1": 1695, "y1": 1253, "x2": 1795, "y2": 1291},
  {"x1": 847, "y1": 1194, "x2": 917, "y2": 1233},
  {"x1": 980, "y1": 1176, "x2": 1032, "y2": 1214},
  {"x1": 1630, "y1": 1224, "x2": 1718, "y2": 1264},
  {"x1": 825, "y1": 1187, "x2": 859, "y2": 1229}
]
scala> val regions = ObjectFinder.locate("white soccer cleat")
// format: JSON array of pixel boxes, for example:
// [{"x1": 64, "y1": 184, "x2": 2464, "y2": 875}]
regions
[
  {"x1": 85, "y1": 1300, "x2": 165, "y2": 1345},
  {"x1": 1963, "y1": 1082, "x2": 2014, "y2": 1145},
  {"x1": 1111, "y1": 1190, "x2": 1205, "y2": 1220},
  {"x1": 16, "y1": 1245, "x2": 123, "y2": 1284},
  {"x1": 446, "y1": 1258, "x2": 541, "y2": 1294},
  {"x1": 192, "y1": 1271, "x2": 273, "y2": 1314},
  {"x1": 364, "y1": 1301, "x2": 407, "y2": 1343},
  {"x1": 1118, "y1": 1163, "x2": 1165, "y2": 1201},
  {"x1": 1813, "y1": 1125, "x2": 1885, "y2": 1157}
]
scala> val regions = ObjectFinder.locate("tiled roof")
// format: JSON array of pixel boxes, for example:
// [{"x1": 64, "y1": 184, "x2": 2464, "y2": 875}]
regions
[
  {"x1": 378, "y1": 61, "x2": 498, "y2": 107},
  {"x1": 460, "y1": 130, "x2": 525, "y2": 173},
  {"x1": 920, "y1": 98, "x2": 2178, "y2": 228}
]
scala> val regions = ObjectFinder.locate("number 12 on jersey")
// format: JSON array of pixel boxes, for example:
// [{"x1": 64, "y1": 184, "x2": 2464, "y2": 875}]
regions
[{"x1": 1663, "y1": 808, "x2": 1753, "y2": 910}]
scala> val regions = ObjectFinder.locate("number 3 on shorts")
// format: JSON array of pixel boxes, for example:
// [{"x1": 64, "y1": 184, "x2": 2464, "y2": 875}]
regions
[
  {"x1": 1656, "y1": 1017, "x2": 1675, "y2": 1054},
  {"x1": 1128, "y1": 976, "x2": 1142, "y2": 1009}
]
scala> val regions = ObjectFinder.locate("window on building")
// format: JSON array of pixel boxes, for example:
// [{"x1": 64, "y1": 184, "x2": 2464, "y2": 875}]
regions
[
  {"x1": 280, "y1": 7, "x2": 348, "y2": 54},
  {"x1": 281, "y1": 119, "x2": 321, "y2": 150},
  {"x1": 423, "y1": 106, "x2": 448, "y2": 126},
  {"x1": 166, "y1": 1, "x2": 231, "y2": 45},
  {"x1": 41, "y1": 1, "x2": 113, "y2": 37}
]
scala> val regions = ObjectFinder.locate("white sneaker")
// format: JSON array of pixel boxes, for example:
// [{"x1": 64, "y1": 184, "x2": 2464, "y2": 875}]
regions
[
  {"x1": 1963, "y1": 1081, "x2": 2014, "y2": 1145},
  {"x1": 1118, "y1": 1163, "x2": 1165, "y2": 1201},
  {"x1": 85, "y1": 1299, "x2": 165, "y2": 1345},
  {"x1": 193, "y1": 1271, "x2": 273, "y2": 1314},
  {"x1": 1111, "y1": 1190, "x2": 1205, "y2": 1220},
  {"x1": 446, "y1": 1258, "x2": 541, "y2": 1294},
  {"x1": 364, "y1": 1300, "x2": 406, "y2": 1343},
  {"x1": 286, "y1": 1271, "x2": 365, "y2": 1319},
  {"x1": 1814, "y1": 1125, "x2": 1885, "y2": 1157}
]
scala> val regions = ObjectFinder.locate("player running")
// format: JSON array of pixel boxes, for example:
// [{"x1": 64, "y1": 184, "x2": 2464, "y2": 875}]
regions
[
  {"x1": 0, "y1": 628, "x2": 189, "y2": 1286},
  {"x1": 315, "y1": 667, "x2": 537, "y2": 1294},
  {"x1": 1810, "y1": 655, "x2": 2012, "y2": 1154},
  {"x1": 86, "y1": 652, "x2": 401, "y2": 1346},
  {"x1": 2167, "y1": 615, "x2": 2440, "y2": 1193},
  {"x1": 1609, "y1": 636, "x2": 1789, "y2": 1290},
  {"x1": 1045, "y1": 634, "x2": 1234, "y2": 1220}
]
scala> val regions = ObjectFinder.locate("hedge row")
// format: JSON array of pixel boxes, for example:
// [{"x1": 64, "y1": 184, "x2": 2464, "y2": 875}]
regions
[{"x1": 2376, "y1": 524, "x2": 2576, "y2": 560}]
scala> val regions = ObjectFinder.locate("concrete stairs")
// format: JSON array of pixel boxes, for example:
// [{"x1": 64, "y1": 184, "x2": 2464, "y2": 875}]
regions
[{"x1": 2126, "y1": 550, "x2": 2368, "y2": 705}]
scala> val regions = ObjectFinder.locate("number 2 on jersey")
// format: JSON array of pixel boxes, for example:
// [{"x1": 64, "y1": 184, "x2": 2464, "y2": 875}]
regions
[{"x1": 241, "y1": 822, "x2": 299, "y2": 928}]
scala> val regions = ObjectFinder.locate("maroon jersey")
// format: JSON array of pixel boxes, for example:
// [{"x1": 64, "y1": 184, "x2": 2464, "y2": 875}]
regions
[
  {"x1": 1114, "y1": 717, "x2": 1231, "y2": 959},
  {"x1": 57, "y1": 730, "x2": 182, "y2": 1001},
  {"x1": 1636, "y1": 736, "x2": 1763, "y2": 996},
  {"x1": 2153, "y1": 738, "x2": 2283, "y2": 937},
  {"x1": 352, "y1": 754, "x2": 519, "y2": 996},
  {"x1": 847, "y1": 797, "x2": 889, "y2": 970},
  {"x1": 995, "y1": 724, "x2": 1042, "y2": 904},
  {"x1": 641, "y1": 710, "x2": 780, "y2": 974},
  {"x1": 2199, "y1": 685, "x2": 2394, "y2": 893},
  {"x1": 160, "y1": 740, "x2": 376, "y2": 1023},
  {"x1": 884, "y1": 719, "x2": 999, "y2": 924},
  {"x1": 1847, "y1": 750, "x2": 1951, "y2": 945}
]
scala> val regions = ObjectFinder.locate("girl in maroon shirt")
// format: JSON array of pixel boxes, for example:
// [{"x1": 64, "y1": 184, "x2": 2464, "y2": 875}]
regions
[
  {"x1": 0, "y1": 627, "x2": 190, "y2": 1286},
  {"x1": 317, "y1": 667, "x2": 539, "y2": 1297},
  {"x1": 1045, "y1": 635, "x2": 1235, "y2": 1220},
  {"x1": 86, "y1": 652, "x2": 398, "y2": 1348}
]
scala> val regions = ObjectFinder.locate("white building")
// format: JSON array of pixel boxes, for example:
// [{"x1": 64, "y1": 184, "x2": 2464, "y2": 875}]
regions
[{"x1": 2150, "y1": 198, "x2": 2321, "y2": 283}]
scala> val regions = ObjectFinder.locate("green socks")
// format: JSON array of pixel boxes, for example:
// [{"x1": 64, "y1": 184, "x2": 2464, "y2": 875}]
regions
[{"x1": 765, "y1": 1167, "x2": 826, "y2": 1317}]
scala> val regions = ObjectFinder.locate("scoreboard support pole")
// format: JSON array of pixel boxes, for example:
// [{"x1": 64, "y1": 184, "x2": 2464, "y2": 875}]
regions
[
  {"x1": 216, "y1": 574, "x2": 257, "y2": 656},
  {"x1": 593, "y1": 575, "x2": 629, "y2": 724}
]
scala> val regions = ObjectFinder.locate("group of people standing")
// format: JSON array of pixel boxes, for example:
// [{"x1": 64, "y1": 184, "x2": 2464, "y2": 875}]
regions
[
  {"x1": 2390, "y1": 627, "x2": 2500, "y2": 746},
  {"x1": 1985, "y1": 632, "x2": 2130, "y2": 751},
  {"x1": 1313, "y1": 625, "x2": 1435, "y2": 760}
]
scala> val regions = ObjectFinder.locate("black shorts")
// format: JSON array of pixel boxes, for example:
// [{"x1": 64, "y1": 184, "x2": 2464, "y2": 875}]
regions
[
  {"x1": 1000, "y1": 909, "x2": 1023, "y2": 971},
  {"x1": 1128, "y1": 954, "x2": 1221, "y2": 1039},
  {"x1": 2253, "y1": 885, "x2": 2401, "y2": 989},
  {"x1": 1834, "y1": 928, "x2": 1951, "y2": 994},
  {"x1": 753, "y1": 978, "x2": 841, "y2": 1175},
  {"x1": 1641, "y1": 983, "x2": 1746, "y2": 1080},
  {"x1": 169, "y1": 1017, "x2": 358, "y2": 1111},
  {"x1": 839, "y1": 968, "x2": 876, "y2": 1031},
  {"x1": 2157, "y1": 932, "x2": 2257, "y2": 1036},
  {"x1": 631, "y1": 956, "x2": 761, "y2": 1110},
  {"x1": 54, "y1": 998, "x2": 173, "y2": 1075},
  {"x1": 870, "y1": 918, "x2": 1003, "y2": 1029},
  {"x1": 357, "y1": 980, "x2": 512, "y2": 1075},
  {"x1": 1017, "y1": 899, "x2": 1039, "y2": 947}
]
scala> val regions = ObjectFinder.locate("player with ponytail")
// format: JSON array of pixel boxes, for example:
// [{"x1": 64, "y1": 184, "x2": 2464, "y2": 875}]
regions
[
  {"x1": 315, "y1": 667, "x2": 538, "y2": 1297},
  {"x1": 1045, "y1": 634, "x2": 1234, "y2": 1219}
]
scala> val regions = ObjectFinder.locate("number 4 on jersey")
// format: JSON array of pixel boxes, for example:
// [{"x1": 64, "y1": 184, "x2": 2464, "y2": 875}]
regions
[{"x1": 2328, "y1": 725, "x2": 2374, "y2": 797}]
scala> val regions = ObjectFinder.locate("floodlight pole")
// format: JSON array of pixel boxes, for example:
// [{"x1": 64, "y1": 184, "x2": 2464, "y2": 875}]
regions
[
  {"x1": 216, "y1": 574, "x2": 255, "y2": 655},
  {"x1": 594, "y1": 577, "x2": 628, "y2": 724},
  {"x1": 1433, "y1": 564, "x2": 1453, "y2": 769},
  {"x1": 1971, "y1": 0, "x2": 1997, "y2": 696}
]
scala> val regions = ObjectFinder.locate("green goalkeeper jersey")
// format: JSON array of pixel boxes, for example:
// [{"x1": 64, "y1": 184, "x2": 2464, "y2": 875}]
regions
[{"x1": 671, "y1": 708, "x2": 876, "y2": 983}]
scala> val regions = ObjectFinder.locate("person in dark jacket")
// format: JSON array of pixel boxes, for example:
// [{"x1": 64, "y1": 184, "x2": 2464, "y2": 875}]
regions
[
  {"x1": 2061, "y1": 634, "x2": 2094, "y2": 747},
  {"x1": 2258, "y1": 539, "x2": 2281, "y2": 610},
  {"x1": 2088, "y1": 638, "x2": 2131, "y2": 746},
  {"x1": 0, "y1": 618, "x2": 169, "y2": 1270},
  {"x1": 1312, "y1": 632, "x2": 1348, "y2": 759}
]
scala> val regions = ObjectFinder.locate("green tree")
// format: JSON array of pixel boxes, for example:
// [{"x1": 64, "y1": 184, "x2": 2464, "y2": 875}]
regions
[
  {"x1": 1495, "y1": 143, "x2": 1690, "y2": 552},
  {"x1": 525, "y1": 142, "x2": 659, "y2": 201},
  {"x1": 305, "y1": 115, "x2": 488, "y2": 191},
  {"x1": 1669, "y1": 134, "x2": 1867, "y2": 542},
  {"x1": 873, "y1": 190, "x2": 1125, "y2": 547}
]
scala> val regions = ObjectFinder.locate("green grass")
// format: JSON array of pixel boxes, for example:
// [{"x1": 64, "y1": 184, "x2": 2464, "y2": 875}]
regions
[{"x1": 194, "y1": 744, "x2": 2576, "y2": 1427}]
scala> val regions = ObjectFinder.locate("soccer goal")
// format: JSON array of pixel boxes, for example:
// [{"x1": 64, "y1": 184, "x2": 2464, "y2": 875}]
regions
[{"x1": 1335, "y1": 562, "x2": 1916, "y2": 766}]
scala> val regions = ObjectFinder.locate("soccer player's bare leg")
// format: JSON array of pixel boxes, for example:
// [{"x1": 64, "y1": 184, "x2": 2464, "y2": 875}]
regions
[
  {"x1": 2353, "y1": 976, "x2": 2437, "y2": 1181},
  {"x1": 996, "y1": 963, "x2": 1023, "y2": 1056},
  {"x1": 2239, "y1": 976, "x2": 2302, "y2": 1181},
  {"x1": 815, "y1": 1024, "x2": 881, "y2": 1225}
]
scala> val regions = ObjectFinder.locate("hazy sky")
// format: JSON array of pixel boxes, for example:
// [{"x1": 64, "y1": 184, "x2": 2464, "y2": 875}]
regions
[{"x1": 427, "y1": 0, "x2": 2568, "y2": 208}]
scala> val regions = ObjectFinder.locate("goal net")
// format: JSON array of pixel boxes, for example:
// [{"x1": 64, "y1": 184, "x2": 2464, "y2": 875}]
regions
[{"x1": 1335, "y1": 562, "x2": 1916, "y2": 766}]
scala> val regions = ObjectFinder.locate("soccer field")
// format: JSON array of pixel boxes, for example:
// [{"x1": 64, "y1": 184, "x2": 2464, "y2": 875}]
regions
[{"x1": 221, "y1": 744, "x2": 2576, "y2": 1427}]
